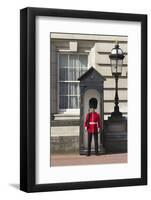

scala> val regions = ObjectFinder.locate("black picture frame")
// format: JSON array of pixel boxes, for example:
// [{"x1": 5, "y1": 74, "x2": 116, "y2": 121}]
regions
[{"x1": 20, "y1": 7, "x2": 147, "y2": 192}]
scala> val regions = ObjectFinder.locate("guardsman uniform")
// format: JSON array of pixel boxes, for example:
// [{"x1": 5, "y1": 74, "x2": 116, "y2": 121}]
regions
[{"x1": 84, "y1": 98, "x2": 102, "y2": 156}]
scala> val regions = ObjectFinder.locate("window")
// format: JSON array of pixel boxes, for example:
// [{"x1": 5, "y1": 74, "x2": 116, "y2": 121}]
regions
[{"x1": 58, "y1": 53, "x2": 88, "y2": 111}]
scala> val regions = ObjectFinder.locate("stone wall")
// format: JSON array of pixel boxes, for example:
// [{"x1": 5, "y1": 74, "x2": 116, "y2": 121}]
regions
[{"x1": 51, "y1": 136, "x2": 79, "y2": 154}]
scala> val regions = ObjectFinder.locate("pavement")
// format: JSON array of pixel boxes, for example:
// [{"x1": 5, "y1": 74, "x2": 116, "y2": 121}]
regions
[{"x1": 51, "y1": 153, "x2": 127, "y2": 167}]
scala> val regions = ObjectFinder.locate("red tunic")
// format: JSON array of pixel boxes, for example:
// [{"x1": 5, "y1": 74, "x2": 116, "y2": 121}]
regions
[{"x1": 84, "y1": 112, "x2": 101, "y2": 133}]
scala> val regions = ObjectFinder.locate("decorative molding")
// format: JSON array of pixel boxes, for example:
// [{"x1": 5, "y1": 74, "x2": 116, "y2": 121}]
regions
[{"x1": 97, "y1": 63, "x2": 127, "y2": 67}]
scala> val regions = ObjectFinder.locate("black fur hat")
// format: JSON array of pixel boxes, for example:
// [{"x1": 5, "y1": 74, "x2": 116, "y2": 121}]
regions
[{"x1": 89, "y1": 98, "x2": 98, "y2": 109}]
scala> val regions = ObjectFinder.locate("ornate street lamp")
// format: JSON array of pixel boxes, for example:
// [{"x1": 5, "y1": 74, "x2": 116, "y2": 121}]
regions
[{"x1": 109, "y1": 41, "x2": 125, "y2": 118}]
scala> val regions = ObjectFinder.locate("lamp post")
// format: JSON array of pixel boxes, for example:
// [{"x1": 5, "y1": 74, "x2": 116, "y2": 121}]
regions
[
  {"x1": 109, "y1": 41, "x2": 125, "y2": 119},
  {"x1": 104, "y1": 42, "x2": 127, "y2": 153}
]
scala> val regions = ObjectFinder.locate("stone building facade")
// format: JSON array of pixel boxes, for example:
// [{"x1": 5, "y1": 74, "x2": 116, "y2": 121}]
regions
[{"x1": 50, "y1": 33, "x2": 128, "y2": 153}]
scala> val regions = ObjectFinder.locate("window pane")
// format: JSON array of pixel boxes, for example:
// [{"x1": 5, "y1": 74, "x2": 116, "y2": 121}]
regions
[
  {"x1": 79, "y1": 55, "x2": 88, "y2": 68},
  {"x1": 59, "y1": 96, "x2": 68, "y2": 109},
  {"x1": 68, "y1": 68, "x2": 75, "y2": 81},
  {"x1": 58, "y1": 54, "x2": 88, "y2": 110},
  {"x1": 69, "y1": 54, "x2": 78, "y2": 68},
  {"x1": 80, "y1": 67, "x2": 87, "y2": 76},
  {"x1": 59, "y1": 82, "x2": 68, "y2": 95},
  {"x1": 79, "y1": 55, "x2": 88, "y2": 76},
  {"x1": 68, "y1": 83, "x2": 79, "y2": 95},
  {"x1": 59, "y1": 68, "x2": 68, "y2": 81},
  {"x1": 59, "y1": 54, "x2": 68, "y2": 68},
  {"x1": 68, "y1": 68, "x2": 80, "y2": 81},
  {"x1": 69, "y1": 96, "x2": 79, "y2": 109}
]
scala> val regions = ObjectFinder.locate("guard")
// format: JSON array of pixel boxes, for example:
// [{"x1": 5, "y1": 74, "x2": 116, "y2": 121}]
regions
[{"x1": 84, "y1": 98, "x2": 102, "y2": 156}]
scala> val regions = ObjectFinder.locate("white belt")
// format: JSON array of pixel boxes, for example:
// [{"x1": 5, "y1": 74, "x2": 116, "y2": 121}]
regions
[{"x1": 89, "y1": 122, "x2": 97, "y2": 124}]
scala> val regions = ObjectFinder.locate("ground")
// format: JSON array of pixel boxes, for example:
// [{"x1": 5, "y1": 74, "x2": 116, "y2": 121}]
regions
[{"x1": 51, "y1": 153, "x2": 127, "y2": 167}]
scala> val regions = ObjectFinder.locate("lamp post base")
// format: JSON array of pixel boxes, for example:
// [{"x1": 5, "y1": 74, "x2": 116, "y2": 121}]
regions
[
  {"x1": 108, "y1": 111, "x2": 126, "y2": 121},
  {"x1": 104, "y1": 118, "x2": 127, "y2": 153},
  {"x1": 108, "y1": 104, "x2": 126, "y2": 120}
]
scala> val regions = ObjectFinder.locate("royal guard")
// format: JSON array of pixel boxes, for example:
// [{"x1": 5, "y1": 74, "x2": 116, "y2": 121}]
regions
[{"x1": 84, "y1": 98, "x2": 102, "y2": 156}]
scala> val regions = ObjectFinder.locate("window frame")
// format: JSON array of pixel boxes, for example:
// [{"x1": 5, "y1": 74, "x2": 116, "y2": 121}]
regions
[{"x1": 57, "y1": 52, "x2": 88, "y2": 113}]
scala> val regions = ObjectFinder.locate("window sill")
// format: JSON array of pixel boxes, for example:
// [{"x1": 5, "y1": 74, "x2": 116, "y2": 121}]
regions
[{"x1": 53, "y1": 112, "x2": 80, "y2": 121}]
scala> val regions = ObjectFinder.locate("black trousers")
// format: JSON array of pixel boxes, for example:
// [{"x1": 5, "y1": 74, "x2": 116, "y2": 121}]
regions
[{"x1": 87, "y1": 132, "x2": 98, "y2": 155}]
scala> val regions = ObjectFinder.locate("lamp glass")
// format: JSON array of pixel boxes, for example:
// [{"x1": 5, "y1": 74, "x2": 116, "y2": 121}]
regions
[{"x1": 110, "y1": 59, "x2": 123, "y2": 75}]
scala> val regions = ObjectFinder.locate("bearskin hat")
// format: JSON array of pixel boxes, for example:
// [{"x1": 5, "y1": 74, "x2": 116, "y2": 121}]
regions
[{"x1": 89, "y1": 98, "x2": 98, "y2": 109}]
